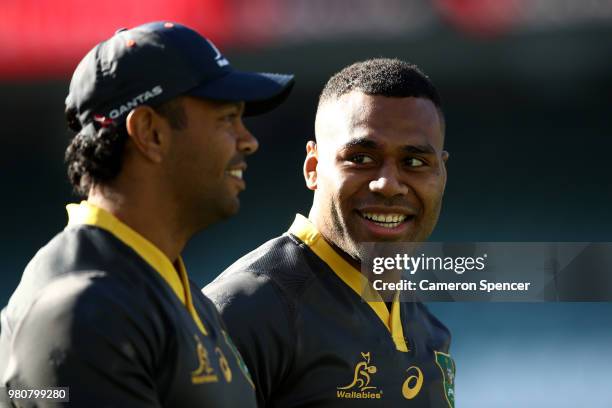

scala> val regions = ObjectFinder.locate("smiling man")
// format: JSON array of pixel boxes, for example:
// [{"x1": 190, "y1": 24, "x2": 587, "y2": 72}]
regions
[
  {"x1": 0, "y1": 22, "x2": 293, "y2": 407},
  {"x1": 204, "y1": 59, "x2": 455, "y2": 407}
]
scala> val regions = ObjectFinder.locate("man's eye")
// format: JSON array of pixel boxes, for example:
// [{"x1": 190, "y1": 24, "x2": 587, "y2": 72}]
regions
[
  {"x1": 349, "y1": 154, "x2": 374, "y2": 164},
  {"x1": 405, "y1": 157, "x2": 425, "y2": 167},
  {"x1": 222, "y1": 113, "x2": 239, "y2": 122}
]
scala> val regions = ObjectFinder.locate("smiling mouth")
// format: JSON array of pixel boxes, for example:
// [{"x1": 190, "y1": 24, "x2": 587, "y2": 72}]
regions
[
  {"x1": 225, "y1": 169, "x2": 243, "y2": 180},
  {"x1": 359, "y1": 211, "x2": 414, "y2": 229}
]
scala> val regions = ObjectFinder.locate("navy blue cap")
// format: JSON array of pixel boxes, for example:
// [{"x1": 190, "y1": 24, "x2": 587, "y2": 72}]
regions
[{"x1": 66, "y1": 21, "x2": 294, "y2": 129}]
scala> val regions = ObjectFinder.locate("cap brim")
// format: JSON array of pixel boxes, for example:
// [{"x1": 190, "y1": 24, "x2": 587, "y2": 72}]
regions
[{"x1": 188, "y1": 71, "x2": 295, "y2": 116}]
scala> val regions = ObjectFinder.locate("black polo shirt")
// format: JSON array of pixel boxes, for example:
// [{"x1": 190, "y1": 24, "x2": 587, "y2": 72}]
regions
[
  {"x1": 204, "y1": 214, "x2": 455, "y2": 407},
  {"x1": 0, "y1": 202, "x2": 256, "y2": 407}
]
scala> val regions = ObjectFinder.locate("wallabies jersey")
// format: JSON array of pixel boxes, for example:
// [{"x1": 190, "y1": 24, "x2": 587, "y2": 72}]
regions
[
  {"x1": 204, "y1": 214, "x2": 455, "y2": 407},
  {"x1": 0, "y1": 202, "x2": 255, "y2": 408}
]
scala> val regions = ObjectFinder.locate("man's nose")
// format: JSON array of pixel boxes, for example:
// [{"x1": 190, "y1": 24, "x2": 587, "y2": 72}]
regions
[
  {"x1": 237, "y1": 124, "x2": 259, "y2": 156},
  {"x1": 369, "y1": 163, "x2": 409, "y2": 198}
]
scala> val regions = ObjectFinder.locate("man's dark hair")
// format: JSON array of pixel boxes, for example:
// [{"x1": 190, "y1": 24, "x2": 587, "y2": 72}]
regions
[
  {"x1": 318, "y1": 58, "x2": 442, "y2": 112},
  {"x1": 64, "y1": 99, "x2": 187, "y2": 197}
]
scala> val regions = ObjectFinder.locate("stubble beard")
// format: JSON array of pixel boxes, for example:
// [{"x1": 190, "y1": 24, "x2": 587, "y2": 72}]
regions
[{"x1": 327, "y1": 202, "x2": 365, "y2": 266}]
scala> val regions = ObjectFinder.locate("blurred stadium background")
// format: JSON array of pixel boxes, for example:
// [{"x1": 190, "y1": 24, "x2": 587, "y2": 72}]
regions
[{"x1": 1, "y1": 0, "x2": 611, "y2": 406}]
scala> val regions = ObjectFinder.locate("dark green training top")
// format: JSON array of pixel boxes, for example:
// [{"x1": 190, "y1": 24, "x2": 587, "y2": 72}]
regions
[
  {"x1": 0, "y1": 202, "x2": 256, "y2": 408},
  {"x1": 204, "y1": 214, "x2": 456, "y2": 407}
]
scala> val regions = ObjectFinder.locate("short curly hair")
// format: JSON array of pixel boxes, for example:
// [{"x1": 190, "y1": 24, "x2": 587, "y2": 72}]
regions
[
  {"x1": 318, "y1": 58, "x2": 442, "y2": 111},
  {"x1": 64, "y1": 99, "x2": 187, "y2": 197}
]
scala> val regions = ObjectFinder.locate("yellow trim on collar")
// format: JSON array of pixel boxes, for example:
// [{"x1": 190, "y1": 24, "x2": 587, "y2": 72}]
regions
[
  {"x1": 288, "y1": 214, "x2": 408, "y2": 352},
  {"x1": 66, "y1": 201, "x2": 207, "y2": 335}
]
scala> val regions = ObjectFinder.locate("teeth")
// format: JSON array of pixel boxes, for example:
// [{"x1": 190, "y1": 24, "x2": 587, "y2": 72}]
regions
[
  {"x1": 376, "y1": 221, "x2": 402, "y2": 228},
  {"x1": 361, "y1": 212, "x2": 407, "y2": 227},
  {"x1": 227, "y1": 169, "x2": 243, "y2": 179}
]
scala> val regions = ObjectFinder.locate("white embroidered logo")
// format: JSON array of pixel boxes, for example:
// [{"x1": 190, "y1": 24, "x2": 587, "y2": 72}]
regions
[
  {"x1": 206, "y1": 39, "x2": 229, "y2": 67},
  {"x1": 108, "y1": 85, "x2": 163, "y2": 119}
]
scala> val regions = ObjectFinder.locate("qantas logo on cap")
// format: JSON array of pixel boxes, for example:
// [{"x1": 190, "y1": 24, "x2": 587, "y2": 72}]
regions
[{"x1": 108, "y1": 85, "x2": 163, "y2": 119}]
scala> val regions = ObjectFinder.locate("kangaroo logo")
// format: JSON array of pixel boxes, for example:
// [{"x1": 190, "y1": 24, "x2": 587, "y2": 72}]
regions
[
  {"x1": 191, "y1": 335, "x2": 219, "y2": 384},
  {"x1": 338, "y1": 352, "x2": 378, "y2": 391}
]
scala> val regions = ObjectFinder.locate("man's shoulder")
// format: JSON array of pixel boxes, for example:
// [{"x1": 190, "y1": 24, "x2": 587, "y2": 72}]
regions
[
  {"x1": 13, "y1": 270, "x2": 138, "y2": 329},
  {"x1": 222, "y1": 233, "x2": 309, "y2": 276},
  {"x1": 3, "y1": 226, "x2": 157, "y2": 336},
  {"x1": 24, "y1": 224, "x2": 139, "y2": 279},
  {"x1": 204, "y1": 233, "x2": 316, "y2": 305},
  {"x1": 0, "y1": 270, "x2": 168, "y2": 405},
  {"x1": 5, "y1": 266, "x2": 156, "y2": 336},
  {"x1": 0, "y1": 269, "x2": 156, "y2": 372}
]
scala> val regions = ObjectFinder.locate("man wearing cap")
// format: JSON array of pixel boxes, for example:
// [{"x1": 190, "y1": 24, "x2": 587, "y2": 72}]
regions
[{"x1": 0, "y1": 21, "x2": 293, "y2": 407}]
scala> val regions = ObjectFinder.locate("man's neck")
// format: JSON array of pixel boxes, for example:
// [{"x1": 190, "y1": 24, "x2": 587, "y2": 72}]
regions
[
  {"x1": 308, "y1": 213, "x2": 401, "y2": 306},
  {"x1": 325, "y1": 237, "x2": 362, "y2": 271},
  {"x1": 87, "y1": 185, "x2": 188, "y2": 264}
]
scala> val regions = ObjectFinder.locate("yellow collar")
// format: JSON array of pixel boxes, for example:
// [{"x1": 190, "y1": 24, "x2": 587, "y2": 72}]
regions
[
  {"x1": 66, "y1": 201, "x2": 207, "y2": 335},
  {"x1": 288, "y1": 214, "x2": 408, "y2": 352}
]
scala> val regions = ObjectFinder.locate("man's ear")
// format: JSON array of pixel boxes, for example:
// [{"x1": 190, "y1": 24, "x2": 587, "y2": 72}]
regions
[
  {"x1": 125, "y1": 106, "x2": 170, "y2": 164},
  {"x1": 303, "y1": 140, "x2": 318, "y2": 191}
]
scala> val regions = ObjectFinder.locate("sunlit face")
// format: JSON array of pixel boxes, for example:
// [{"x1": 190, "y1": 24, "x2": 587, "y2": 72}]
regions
[
  {"x1": 306, "y1": 91, "x2": 448, "y2": 262},
  {"x1": 167, "y1": 96, "x2": 258, "y2": 229}
]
